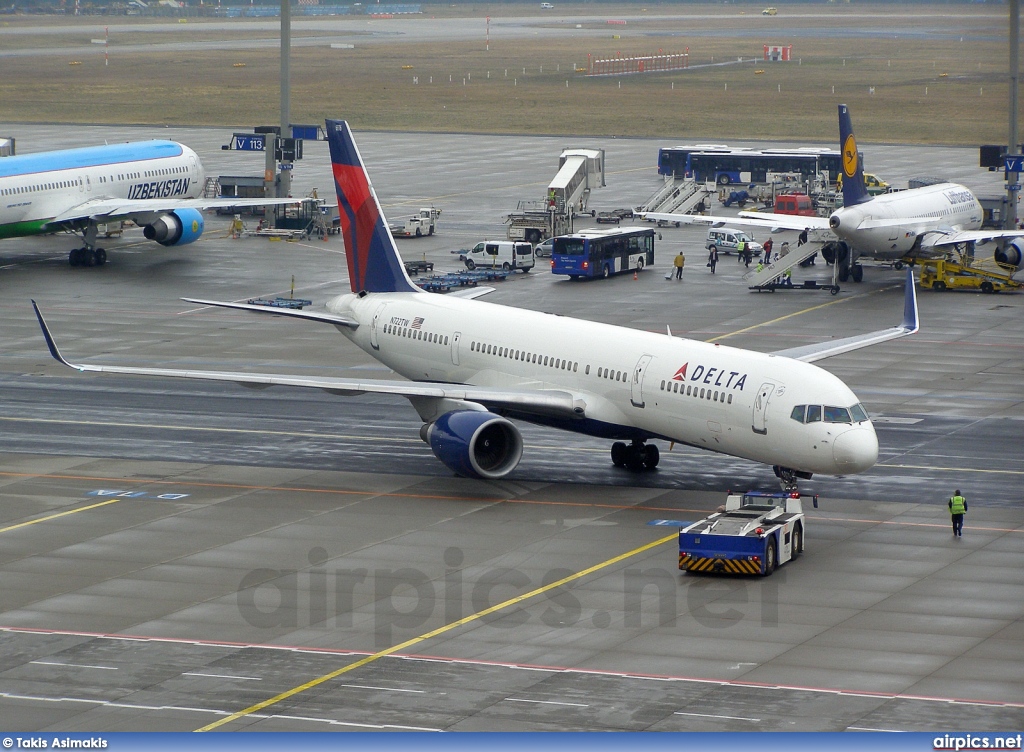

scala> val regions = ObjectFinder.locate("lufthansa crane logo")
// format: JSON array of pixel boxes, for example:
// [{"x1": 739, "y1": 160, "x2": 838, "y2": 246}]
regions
[{"x1": 843, "y1": 133, "x2": 858, "y2": 178}]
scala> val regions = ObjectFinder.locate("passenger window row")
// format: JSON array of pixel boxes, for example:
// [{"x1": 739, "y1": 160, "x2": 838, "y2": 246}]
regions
[
  {"x1": 790, "y1": 403, "x2": 869, "y2": 424},
  {"x1": 384, "y1": 323, "x2": 448, "y2": 346},
  {"x1": 470, "y1": 341, "x2": 579, "y2": 373},
  {"x1": 659, "y1": 378, "x2": 733, "y2": 405}
]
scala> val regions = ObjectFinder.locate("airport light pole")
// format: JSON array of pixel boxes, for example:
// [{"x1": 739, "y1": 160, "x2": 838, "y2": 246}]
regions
[
  {"x1": 278, "y1": 0, "x2": 292, "y2": 199},
  {"x1": 1008, "y1": 0, "x2": 1020, "y2": 231}
]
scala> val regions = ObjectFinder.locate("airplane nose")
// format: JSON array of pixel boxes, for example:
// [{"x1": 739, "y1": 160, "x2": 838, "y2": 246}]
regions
[{"x1": 832, "y1": 426, "x2": 878, "y2": 473}]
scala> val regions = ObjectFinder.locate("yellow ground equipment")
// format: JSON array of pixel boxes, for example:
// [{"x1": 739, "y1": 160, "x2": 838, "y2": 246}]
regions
[{"x1": 918, "y1": 258, "x2": 1023, "y2": 294}]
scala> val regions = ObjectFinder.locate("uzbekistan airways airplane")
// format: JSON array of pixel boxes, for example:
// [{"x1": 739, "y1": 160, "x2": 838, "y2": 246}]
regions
[
  {"x1": 646, "y1": 104, "x2": 1024, "y2": 283},
  {"x1": 34, "y1": 120, "x2": 921, "y2": 490},
  {"x1": 0, "y1": 139, "x2": 297, "y2": 267}
]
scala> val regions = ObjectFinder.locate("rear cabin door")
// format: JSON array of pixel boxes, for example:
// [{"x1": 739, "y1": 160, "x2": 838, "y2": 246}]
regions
[
  {"x1": 370, "y1": 304, "x2": 387, "y2": 350},
  {"x1": 630, "y1": 354, "x2": 654, "y2": 408},
  {"x1": 451, "y1": 331, "x2": 462, "y2": 366}
]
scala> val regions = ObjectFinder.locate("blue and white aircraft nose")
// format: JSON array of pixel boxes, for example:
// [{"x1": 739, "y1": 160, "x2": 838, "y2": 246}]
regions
[{"x1": 832, "y1": 425, "x2": 878, "y2": 473}]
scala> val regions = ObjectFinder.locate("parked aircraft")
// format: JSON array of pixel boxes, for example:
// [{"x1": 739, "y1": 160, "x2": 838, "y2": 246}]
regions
[
  {"x1": 33, "y1": 120, "x2": 921, "y2": 490},
  {"x1": 645, "y1": 104, "x2": 1024, "y2": 282},
  {"x1": 0, "y1": 139, "x2": 297, "y2": 267}
]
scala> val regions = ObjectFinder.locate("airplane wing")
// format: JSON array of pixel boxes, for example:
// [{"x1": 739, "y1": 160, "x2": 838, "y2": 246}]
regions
[
  {"x1": 771, "y1": 268, "x2": 919, "y2": 362},
  {"x1": 919, "y1": 228, "x2": 1024, "y2": 249},
  {"x1": 32, "y1": 301, "x2": 585, "y2": 420},
  {"x1": 50, "y1": 196, "x2": 304, "y2": 224},
  {"x1": 643, "y1": 210, "x2": 831, "y2": 233},
  {"x1": 181, "y1": 298, "x2": 359, "y2": 328},
  {"x1": 447, "y1": 287, "x2": 495, "y2": 300}
]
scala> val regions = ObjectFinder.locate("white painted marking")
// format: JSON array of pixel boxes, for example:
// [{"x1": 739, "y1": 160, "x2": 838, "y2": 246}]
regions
[
  {"x1": 847, "y1": 726, "x2": 904, "y2": 732},
  {"x1": 506, "y1": 698, "x2": 589, "y2": 708},
  {"x1": 675, "y1": 711, "x2": 761, "y2": 722},
  {"x1": 340, "y1": 684, "x2": 426, "y2": 694},
  {"x1": 30, "y1": 661, "x2": 117, "y2": 671},
  {"x1": 183, "y1": 672, "x2": 262, "y2": 681}
]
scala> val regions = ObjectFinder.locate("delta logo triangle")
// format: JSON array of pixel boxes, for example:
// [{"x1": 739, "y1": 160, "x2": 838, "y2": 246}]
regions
[{"x1": 671, "y1": 363, "x2": 688, "y2": 381}]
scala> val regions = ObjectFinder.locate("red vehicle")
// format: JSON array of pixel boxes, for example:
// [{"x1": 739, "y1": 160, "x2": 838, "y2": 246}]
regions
[{"x1": 774, "y1": 193, "x2": 816, "y2": 217}]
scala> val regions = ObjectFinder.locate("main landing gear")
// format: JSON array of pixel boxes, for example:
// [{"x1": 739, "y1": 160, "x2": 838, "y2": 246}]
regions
[
  {"x1": 69, "y1": 247, "x2": 106, "y2": 267},
  {"x1": 67, "y1": 225, "x2": 106, "y2": 267},
  {"x1": 611, "y1": 440, "x2": 660, "y2": 472},
  {"x1": 773, "y1": 465, "x2": 812, "y2": 492}
]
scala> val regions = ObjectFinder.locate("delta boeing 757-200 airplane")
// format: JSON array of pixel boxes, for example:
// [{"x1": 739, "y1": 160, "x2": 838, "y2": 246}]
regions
[
  {"x1": 646, "y1": 104, "x2": 1024, "y2": 284},
  {"x1": 34, "y1": 120, "x2": 920, "y2": 490},
  {"x1": 1, "y1": 139, "x2": 298, "y2": 267}
]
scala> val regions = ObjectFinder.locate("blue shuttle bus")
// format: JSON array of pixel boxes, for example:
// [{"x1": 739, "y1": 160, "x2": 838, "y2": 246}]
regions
[
  {"x1": 551, "y1": 227, "x2": 655, "y2": 280},
  {"x1": 658, "y1": 145, "x2": 846, "y2": 185}
]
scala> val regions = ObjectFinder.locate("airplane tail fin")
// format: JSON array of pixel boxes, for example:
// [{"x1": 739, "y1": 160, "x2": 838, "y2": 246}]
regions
[
  {"x1": 326, "y1": 119, "x2": 418, "y2": 294},
  {"x1": 838, "y1": 104, "x2": 871, "y2": 208}
]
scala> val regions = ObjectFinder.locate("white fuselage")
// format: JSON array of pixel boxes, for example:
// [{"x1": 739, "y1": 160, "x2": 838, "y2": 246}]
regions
[
  {"x1": 325, "y1": 290, "x2": 879, "y2": 477},
  {"x1": 831, "y1": 183, "x2": 983, "y2": 260},
  {"x1": 0, "y1": 141, "x2": 203, "y2": 238}
]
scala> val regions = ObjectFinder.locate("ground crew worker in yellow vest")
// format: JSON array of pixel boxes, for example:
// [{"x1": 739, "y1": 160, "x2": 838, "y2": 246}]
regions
[{"x1": 948, "y1": 489, "x2": 967, "y2": 537}]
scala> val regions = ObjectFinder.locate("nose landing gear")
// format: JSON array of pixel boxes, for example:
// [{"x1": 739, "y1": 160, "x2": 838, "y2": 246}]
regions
[
  {"x1": 611, "y1": 441, "x2": 660, "y2": 472},
  {"x1": 773, "y1": 465, "x2": 813, "y2": 492}
]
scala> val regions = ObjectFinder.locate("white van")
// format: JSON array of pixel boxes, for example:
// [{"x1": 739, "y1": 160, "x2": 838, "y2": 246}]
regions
[
  {"x1": 464, "y1": 241, "x2": 535, "y2": 272},
  {"x1": 706, "y1": 228, "x2": 763, "y2": 257}
]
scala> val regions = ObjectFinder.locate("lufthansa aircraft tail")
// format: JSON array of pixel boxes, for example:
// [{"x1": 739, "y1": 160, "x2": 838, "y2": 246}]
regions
[
  {"x1": 326, "y1": 119, "x2": 419, "y2": 294},
  {"x1": 838, "y1": 104, "x2": 871, "y2": 208}
]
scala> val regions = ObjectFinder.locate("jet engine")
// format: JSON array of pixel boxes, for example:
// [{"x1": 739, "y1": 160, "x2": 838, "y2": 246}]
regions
[
  {"x1": 820, "y1": 240, "x2": 849, "y2": 265},
  {"x1": 422, "y1": 410, "x2": 524, "y2": 479},
  {"x1": 994, "y1": 237, "x2": 1024, "y2": 270},
  {"x1": 143, "y1": 208, "x2": 205, "y2": 246}
]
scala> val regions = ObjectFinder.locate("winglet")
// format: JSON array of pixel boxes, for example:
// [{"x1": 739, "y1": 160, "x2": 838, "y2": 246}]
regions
[
  {"x1": 325, "y1": 119, "x2": 418, "y2": 295},
  {"x1": 32, "y1": 300, "x2": 78, "y2": 370},
  {"x1": 838, "y1": 104, "x2": 871, "y2": 208},
  {"x1": 901, "y1": 267, "x2": 920, "y2": 334}
]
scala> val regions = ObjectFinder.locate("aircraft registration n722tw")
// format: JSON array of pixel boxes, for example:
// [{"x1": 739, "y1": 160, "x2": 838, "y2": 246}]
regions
[
  {"x1": 645, "y1": 104, "x2": 1024, "y2": 284},
  {"x1": 34, "y1": 120, "x2": 920, "y2": 490},
  {"x1": 1, "y1": 139, "x2": 299, "y2": 267}
]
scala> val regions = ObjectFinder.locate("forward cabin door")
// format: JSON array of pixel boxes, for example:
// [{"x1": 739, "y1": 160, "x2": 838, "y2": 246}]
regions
[
  {"x1": 752, "y1": 381, "x2": 776, "y2": 435},
  {"x1": 630, "y1": 354, "x2": 654, "y2": 408}
]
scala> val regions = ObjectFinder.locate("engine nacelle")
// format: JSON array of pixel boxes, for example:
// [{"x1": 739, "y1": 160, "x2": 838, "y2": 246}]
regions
[
  {"x1": 424, "y1": 410, "x2": 524, "y2": 479},
  {"x1": 820, "y1": 240, "x2": 849, "y2": 265},
  {"x1": 994, "y1": 237, "x2": 1024, "y2": 270},
  {"x1": 143, "y1": 208, "x2": 204, "y2": 246}
]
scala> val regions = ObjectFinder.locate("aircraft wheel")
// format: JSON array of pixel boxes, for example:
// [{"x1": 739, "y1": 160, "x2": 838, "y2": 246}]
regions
[
  {"x1": 894, "y1": 261, "x2": 904, "y2": 270},
  {"x1": 851, "y1": 264, "x2": 864, "y2": 283},
  {"x1": 838, "y1": 266, "x2": 850, "y2": 283},
  {"x1": 933, "y1": 281, "x2": 946, "y2": 291},
  {"x1": 81, "y1": 248, "x2": 95, "y2": 267},
  {"x1": 466, "y1": 260, "x2": 476, "y2": 270},
  {"x1": 642, "y1": 444, "x2": 660, "y2": 469},
  {"x1": 94, "y1": 248, "x2": 107, "y2": 266},
  {"x1": 625, "y1": 446, "x2": 645, "y2": 473},
  {"x1": 981, "y1": 280, "x2": 994, "y2": 294},
  {"x1": 68, "y1": 248, "x2": 81, "y2": 267},
  {"x1": 763, "y1": 538, "x2": 777, "y2": 576},
  {"x1": 611, "y1": 441, "x2": 628, "y2": 467}
]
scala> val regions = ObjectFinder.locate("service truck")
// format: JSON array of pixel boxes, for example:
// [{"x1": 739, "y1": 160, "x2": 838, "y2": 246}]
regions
[
  {"x1": 678, "y1": 491, "x2": 810, "y2": 576},
  {"x1": 389, "y1": 207, "x2": 441, "y2": 237}
]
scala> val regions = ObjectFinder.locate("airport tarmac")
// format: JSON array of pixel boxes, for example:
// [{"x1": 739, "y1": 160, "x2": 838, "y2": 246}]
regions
[{"x1": 0, "y1": 124, "x2": 1022, "y2": 731}]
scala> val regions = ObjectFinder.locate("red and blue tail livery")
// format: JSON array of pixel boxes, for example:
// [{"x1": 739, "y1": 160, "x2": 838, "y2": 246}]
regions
[{"x1": 326, "y1": 119, "x2": 418, "y2": 294}]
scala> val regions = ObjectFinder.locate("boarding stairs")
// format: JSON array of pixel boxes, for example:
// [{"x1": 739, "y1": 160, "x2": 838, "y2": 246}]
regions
[
  {"x1": 637, "y1": 177, "x2": 714, "y2": 216},
  {"x1": 744, "y1": 242, "x2": 826, "y2": 288},
  {"x1": 202, "y1": 176, "x2": 220, "y2": 199}
]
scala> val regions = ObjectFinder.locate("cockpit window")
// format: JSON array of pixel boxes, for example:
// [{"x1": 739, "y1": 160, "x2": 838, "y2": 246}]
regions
[
  {"x1": 823, "y1": 406, "x2": 852, "y2": 423},
  {"x1": 850, "y1": 403, "x2": 869, "y2": 422},
  {"x1": 806, "y1": 405, "x2": 822, "y2": 423},
  {"x1": 790, "y1": 405, "x2": 806, "y2": 423}
]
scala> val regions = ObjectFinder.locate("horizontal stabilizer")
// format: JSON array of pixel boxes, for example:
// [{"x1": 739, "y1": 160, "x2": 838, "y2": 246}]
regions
[{"x1": 181, "y1": 298, "x2": 359, "y2": 328}]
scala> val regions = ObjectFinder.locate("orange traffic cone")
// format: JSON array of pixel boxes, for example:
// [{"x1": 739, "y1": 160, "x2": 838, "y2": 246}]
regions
[{"x1": 633, "y1": 269, "x2": 638, "y2": 280}]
